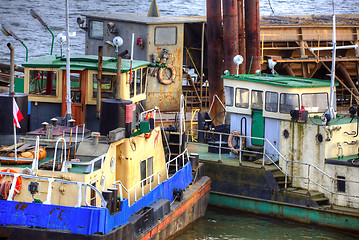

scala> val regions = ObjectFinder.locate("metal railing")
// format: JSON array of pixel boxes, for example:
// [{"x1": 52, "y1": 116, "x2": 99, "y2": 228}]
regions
[
  {"x1": 284, "y1": 160, "x2": 359, "y2": 207},
  {"x1": 65, "y1": 153, "x2": 106, "y2": 173},
  {"x1": 112, "y1": 171, "x2": 161, "y2": 206},
  {"x1": 1, "y1": 171, "x2": 106, "y2": 208},
  {"x1": 188, "y1": 128, "x2": 359, "y2": 206},
  {"x1": 187, "y1": 129, "x2": 285, "y2": 174},
  {"x1": 166, "y1": 148, "x2": 189, "y2": 179}
]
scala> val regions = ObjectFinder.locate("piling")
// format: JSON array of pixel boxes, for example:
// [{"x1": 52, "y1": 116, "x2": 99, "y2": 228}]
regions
[{"x1": 245, "y1": 0, "x2": 261, "y2": 74}]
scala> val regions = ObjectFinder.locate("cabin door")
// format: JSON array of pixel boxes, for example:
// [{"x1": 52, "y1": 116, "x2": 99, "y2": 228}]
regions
[
  {"x1": 62, "y1": 70, "x2": 87, "y2": 125},
  {"x1": 251, "y1": 109, "x2": 264, "y2": 146}
]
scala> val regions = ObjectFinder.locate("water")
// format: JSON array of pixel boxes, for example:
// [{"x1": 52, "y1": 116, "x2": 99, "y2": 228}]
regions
[
  {"x1": 1, "y1": 0, "x2": 359, "y2": 238},
  {"x1": 1, "y1": 0, "x2": 359, "y2": 64},
  {"x1": 174, "y1": 208, "x2": 357, "y2": 240}
]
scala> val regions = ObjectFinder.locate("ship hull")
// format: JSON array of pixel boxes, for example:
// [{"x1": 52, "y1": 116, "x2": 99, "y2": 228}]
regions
[{"x1": 209, "y1": 191, "x2": 359, "y2": 233}]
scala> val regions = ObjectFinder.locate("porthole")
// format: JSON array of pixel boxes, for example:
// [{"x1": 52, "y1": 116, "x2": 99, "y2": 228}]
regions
[
  {"x1": 100, "y1": 175, "x2": 106, "y2": 191},
  {"x1": 110, "y1": 157, "x2": 115, "y2": 173},
  {"x1": 316, "y1": 134, "x2": 323, "y2": 143},
  {"x1": 283, "y1": 129, "x2": 289, "y2": 139}
]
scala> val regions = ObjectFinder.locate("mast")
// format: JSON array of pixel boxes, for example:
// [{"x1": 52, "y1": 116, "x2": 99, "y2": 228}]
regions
[
  {"x1": 328, "y1": 15, "x2": 336, "y2": 119},
  {"x1": 65, "y1": 0, "x2": 72, "y2": 119}
]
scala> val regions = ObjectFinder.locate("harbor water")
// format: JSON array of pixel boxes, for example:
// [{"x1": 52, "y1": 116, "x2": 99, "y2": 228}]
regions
[{"x1": 1, "y1": 0, "x2": 359, "y2": 239}]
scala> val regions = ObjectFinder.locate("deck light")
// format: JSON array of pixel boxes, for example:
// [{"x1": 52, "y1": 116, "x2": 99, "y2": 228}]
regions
[
  {"x1": 1, "y1": 24, "x2": 28, "y2": 61},
  {"x1": 30, "y1": 9, "x2": 55, "y2": 55},
  {"x1": 233, "y1": 55, "x2": 243, "y2": 76},
  {"x1": 113, "y1": 36, "x2": 123, "y2": 53}
]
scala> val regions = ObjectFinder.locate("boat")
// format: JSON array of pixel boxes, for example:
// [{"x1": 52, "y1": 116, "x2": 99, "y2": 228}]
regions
[
  {"x1": 187, "y1": 59, "x2": 359, "y2": 232},
  {"x1": 0, "y1": 12, "x2": 210, "y2": 238},
  {"x1": 0, "y1": 56, "x2": 210, "y2": 239}
]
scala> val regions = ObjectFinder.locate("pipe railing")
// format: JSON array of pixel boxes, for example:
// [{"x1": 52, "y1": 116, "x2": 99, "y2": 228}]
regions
[
  {"x1": 112, "y1": 171, "x2": 161, "y2": 206},
  {"x1": 284, "y1": 160, "x2": 359, "y2": 206},
  {"x1": 66, "y1": 153, "x2": 106, "y2": 173},
  {"x1": 187, "y1": 129, "x2": 285, "y2": 174},
  {"x1": 1, "y1": 171, "x2": 106, "y2": 207},
  {"x1": 166, "y1": 148, "x2": 188, "y2": 179}
]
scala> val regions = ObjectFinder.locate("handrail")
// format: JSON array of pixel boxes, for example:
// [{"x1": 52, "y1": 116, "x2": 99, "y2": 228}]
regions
[
  {"x1": 53, "y1": 138, "x2": 67, "y2": 172},
  {"x1": 112, "y1": 171, "x2": 161, "y2": 206},
  {"x1": 67, "y1": 153, "x2": 106, "y2": 173},
  {"x1": 2, "y1": 171, "x2": 106, "y2": 207},
  {"x1": 166, "y1": 149, "x2": 188, "y2": 179},
  {"x1": 285, "y1": 159, "x2": 359, "y2": 205},
  {"x1": 187, "y1": 128, "x2": 286, "y2": 174}
]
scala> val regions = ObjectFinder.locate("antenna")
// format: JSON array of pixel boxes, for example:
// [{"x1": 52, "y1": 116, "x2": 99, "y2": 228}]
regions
[{"x1": 233, "y1": 55, "x2": 243, "y2": 76}]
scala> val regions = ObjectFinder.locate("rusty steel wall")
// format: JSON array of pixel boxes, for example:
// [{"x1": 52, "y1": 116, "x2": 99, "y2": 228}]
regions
[
  {"x1": 223, "y1": 0, "x2": 239, "y2": 75},
  {"x1": 245, "y1": 0, "x2": 261, "y2": 74}
]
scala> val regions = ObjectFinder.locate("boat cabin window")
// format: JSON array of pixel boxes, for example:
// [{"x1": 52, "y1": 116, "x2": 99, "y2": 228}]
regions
[
  {"x1": 92, "y1": 74, "x2": 116, "y2": 99},
  {"x1": 155, "y1": 27, "x2": 177, "y2": 45},
  {"x1": 251, "y1": 90, "x2": 263, "y2": 110},
  {"x1": 29, "y1": 70, "x2": 57, "y2": 96},
  {"x1": 140, "y1": 156, "x2": 154, "y2": 186},
  {"x1": 224, "y1": 86, "x2": 234, "y2": 106},
  {"x1": 280, "y1": 93, "x2": 299, "y2": 113},
  {"x1": 70, "y1": 73, "x2": 82, "y2": 103},
  {"x1": 302, "y1": 93, "x2": 328, "y2": 113},
  {"x1": 130, "y1": 68, "x2": 147, "y2": 98},
  {"x1": 265, "y1": 91, "x2": 278, "y2": 112},
  {"x1": 235, "y1": 88, "x2": 249, "y2": 108},
  {"x1": 89, "y1": 20, "x2": 104, "y2": 39}
]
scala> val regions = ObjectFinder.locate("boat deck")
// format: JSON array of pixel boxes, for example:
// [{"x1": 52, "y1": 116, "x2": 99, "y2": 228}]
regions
[{"x1": 187, "y1": 142, "x2": 278, "y2": 171}]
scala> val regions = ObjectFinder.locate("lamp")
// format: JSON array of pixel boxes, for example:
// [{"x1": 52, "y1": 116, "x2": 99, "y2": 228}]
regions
[
  {"x1": 1, "y1": 24, "x2": 28, "y2": 61},
  {"x1": 30, "y1": 9, "x2": 55, "y2": 55}
]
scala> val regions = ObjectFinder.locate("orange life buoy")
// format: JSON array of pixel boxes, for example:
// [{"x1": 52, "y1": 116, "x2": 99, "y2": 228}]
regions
[
  {"x1": 0, "y1": 168, "x2": 22, "y2": 198},
  {"x1": 228, "y1": 130, "x2": 245, "y2": 155},
  {"x1": 158, "y1": 64, "x2": 176, "y2": 85},
  {"x1": 144, "y1": 132, "x2": 152, "y2": 139}
]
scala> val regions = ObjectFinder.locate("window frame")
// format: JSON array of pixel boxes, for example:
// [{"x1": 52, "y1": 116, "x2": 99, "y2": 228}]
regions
[
  {"x1": 251, "y1": 90, "x2": 263, "y2": 110},
  {"x1": 279, "y1": 93, "x2": 300, "y2": 114},
  {"x1": 235, "y1": 87, "x2": 249, "y2": 109},
  {"x1": 88, "y1": 20, "x2": 104, "y2": 40},
  {"x1": 265, "y1": 91, "x2": 278, "y2": 113},
  {"x1": 301, "y1": 92, "x2": 329, "y2": 113}
]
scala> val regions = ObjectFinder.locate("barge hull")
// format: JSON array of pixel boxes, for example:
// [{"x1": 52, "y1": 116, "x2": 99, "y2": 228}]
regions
[{"x1": 209, "y1": 191, "x2": 359, "y2": 233}]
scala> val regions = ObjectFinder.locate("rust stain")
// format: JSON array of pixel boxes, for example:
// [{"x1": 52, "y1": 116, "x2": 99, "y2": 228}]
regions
[
  {"x1": 15, "y1": 202, "x2": 27, "y2": 210},
  {"x1": 59, "y1": 210, "x2": 65, "y2": 221}
]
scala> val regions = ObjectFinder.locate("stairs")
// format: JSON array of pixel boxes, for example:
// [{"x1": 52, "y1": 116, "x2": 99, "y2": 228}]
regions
[
  {"x1": 269, "y1": 168, "x2": 330, "y2": 207},
  {"x1": 182, "y1": 72, "x2": 209, "y2": 109},
  {"x1": 243, "y1": 145, "x2": 264, "y2": 161}
]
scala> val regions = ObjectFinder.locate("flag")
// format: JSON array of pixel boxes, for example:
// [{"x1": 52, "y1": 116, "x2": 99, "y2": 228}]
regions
[{"x1": 13, "y1": 98, "x2": 24, "y2": 129}]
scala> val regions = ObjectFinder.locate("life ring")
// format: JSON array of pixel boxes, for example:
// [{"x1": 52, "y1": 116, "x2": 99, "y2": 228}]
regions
[
  {"x1": 158, "y1": 64, "x2": 176, "y2": 85},
  {"x1": 0, "y1": 168, "x2": 22, "y2": 197},
  {"x1": 144, "y1": 132, "x2": 152, "y2": 139},
  {"x1": 228, "y1": 130, "x2": 245, "y2": 155}
]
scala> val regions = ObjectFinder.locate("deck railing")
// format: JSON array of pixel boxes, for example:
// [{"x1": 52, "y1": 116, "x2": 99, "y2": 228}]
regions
[
  {"x1": 112, "y1": 171, "x2": 161, "y2": 206},
  {"x1": 166, "y1": 148, "x2": 189, "y2": 179},
  {"x1": 187, "y1": 129, "x2": 285, "y2": 174},
  {"x1": 1, "y1": 171, "x2": 107, "y2": 207},
  {"x1": 187, "y1": 128, "x2": 359, "y2": 206}
]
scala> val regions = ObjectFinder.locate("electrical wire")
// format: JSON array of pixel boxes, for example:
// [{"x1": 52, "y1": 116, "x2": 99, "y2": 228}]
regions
[{"x1": 267, "y1": 0, "x2": 275, "y2": 14}]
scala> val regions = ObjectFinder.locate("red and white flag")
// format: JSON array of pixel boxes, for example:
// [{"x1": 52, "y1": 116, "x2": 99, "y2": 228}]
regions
[{"x1": 13, "y1": 98, "x2": 24, "y2": 129}]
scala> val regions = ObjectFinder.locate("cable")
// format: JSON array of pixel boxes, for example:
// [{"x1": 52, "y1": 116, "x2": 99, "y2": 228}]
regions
[{"x1": 267, "y1": 0, "x2": 275, "y2": 14}]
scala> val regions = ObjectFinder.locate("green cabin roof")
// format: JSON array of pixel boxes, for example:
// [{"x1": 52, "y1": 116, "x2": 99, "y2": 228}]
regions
[
  {"x1": 222, "y1": 74, "x2": 339, "y2": 88},
  {"x1": 22, "y1": 55, "x2": 151, "y2": 73}
]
